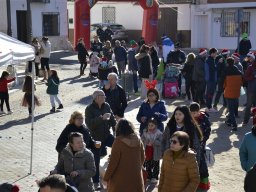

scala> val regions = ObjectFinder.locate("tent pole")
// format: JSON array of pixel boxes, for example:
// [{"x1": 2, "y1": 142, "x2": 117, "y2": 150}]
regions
[{"x1": 29, "y1": 61, "x2": 35, "y2": 174}]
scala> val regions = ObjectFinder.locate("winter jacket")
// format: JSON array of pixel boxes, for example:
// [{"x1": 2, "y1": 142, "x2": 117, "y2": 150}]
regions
[
  {"x1": 103, "y1": 134, "x2": 145, "y2": 192},
  {"x1": 167, "y1": 49, "x2": 186, "y2": 64},
  {"x1": 244, "y1": 164, "x2": 256, "y2": 192},
  {"x1": 75, "y1": 43, "x2": 89, "y2": 61},
  {"x1": 0, "y1": 77, "x2": 15, "y2": 92},
  {"x1": 114, "y1": 46, "x2": 127, "y2": 62},
  {"x1": 150, "y1": 50, "x2": 160, "y2": 77},
  {"x1": 98, "y1": 66, "x2": 118, "y2": 80},
  {"x1": 239, "y1": 39, "x2": 252, "y2": 55},
  {"x1": 216, "y1": 55, "x2": 227, "y2": 80},
  {"x1": 55, "y1": 124, "x2": 95, "y2": 153},
  {"x1": 182, "y1": 61, "x2": 194, "y2": 81},
  {"x1": 158, "y1": 149, "x2": 200, "y2": 192},
  {"x1": 192, "y1": 55, "x2": 206, "y2": 82},
  {"x1": 205, "y1": 56, "x2": 217, "y2": 82},
  {"x1": 85, "y1": 101, "x2": 116, "y2": 142},
  {"x1": 141, "y1": 129, "x2": 163, "y2": 161},
  {"x1": 90, "y1": 41, "x2": 103, "y2": 54},
  {"x1": 102, "y1": 46, "x2": 113, "y2": 61},
  {"x1": 103, "y1": 84, "x2": 127, "y2": 117},
  {"x1": 239, "y1": 131, "x2": 256, "y2": 172},
  {"x1": 127, "y1": 48, "x2": 138, "y2": 71},
  {"x1": 55, "y1": 144, "x2": 96, "y2": 192},
  {"x1": 223, "y1": 65, "x2": 243, "y2": 99},
  {"x1": 40, "y1": 41, "x2": 51, "y2": 58},
  {"x1": 194, "y1": 112, "x2": 211, "y2": 146},
  {"x1": 46, "y1": 77, "x2": 60, "y2": 95},
  {"x1": 135, "y1": 53, "x2": 153, "y2": 79},
  {"x1": 136, "y1": 100, "x2": 168, "y2": 134},
  {"x1": 244, "y1": 63, "x2": 256, "y2": 94}
]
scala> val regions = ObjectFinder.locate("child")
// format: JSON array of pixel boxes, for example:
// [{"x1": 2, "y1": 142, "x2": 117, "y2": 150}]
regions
[
  {"x1": 46, "y1": 70, "x2": 63, "y2": 113},
  {"x1": 89, "y1": 52, "x2": 100, "y2": 78},
  {"x1": 98, "y1": 58, "x2": 118, "y2": 88},
  {"x1": 141, "y1": 118, "x2": 162, "y2": 184},
  {"x1": 22, "y1": 75, "x2": 41, "y2": 117},
  {"x1": 0, "y1": 71, "x2": 16, "y2": 114},
  {"x1": 190, "y1": 102, "x2": 211, "y2": 192}
]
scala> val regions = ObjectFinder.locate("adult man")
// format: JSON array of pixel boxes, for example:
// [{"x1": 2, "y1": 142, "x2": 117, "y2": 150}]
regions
[
  {"x1": 192, "y1": 48, "x2": 207, "y2": 106},
  {"x1": 232, "y1": 53, "x2": 244, "y2": 73},
  {"x1": 205, "y1": 48, "x2": 218, "y2": 112},
  {"x1": 40, "y1": 36, "x2": 51, "y2": 81},
  {"x1": 96, "y1": 26, "x2": 104, "y2": 43},
  {"x1": 90, "y1": 35, "x2": 103, "y2": 56},
  {"x1": 103, "y1": 72, "x2": 127, "y2": 119},
  {"x1": 85, "y1": 90, "x2": 116, "y2": 190},
  {"x1": 104, "y1": 26, "x2": 113, "y2": 42},
  {"x1": 239, "y1": 33, "x2": 252, "y2": 62},
  {"x1": 113, "y1": 40, "x2": 127, "y2": 78}
]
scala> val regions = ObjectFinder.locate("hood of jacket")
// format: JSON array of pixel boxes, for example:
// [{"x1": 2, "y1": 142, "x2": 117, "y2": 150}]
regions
[
  {"x1": 118, "y1": 134, "x2": 141, "y2": 147},
  {"x1": 135, "y1": 52, "x2": 148, "y2": 60}
]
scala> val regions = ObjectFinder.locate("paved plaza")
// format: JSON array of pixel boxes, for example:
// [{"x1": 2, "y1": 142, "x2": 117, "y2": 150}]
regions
[{"x1": 0, "y1": 51, "x2": 251, "y2": 191}]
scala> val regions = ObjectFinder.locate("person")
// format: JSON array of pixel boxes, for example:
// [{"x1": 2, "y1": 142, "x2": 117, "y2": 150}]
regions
[
  {"x1": 104, "y1": 26, "x2": 113, "y2": 42},
  {"x1": 213, "y1": 49, "x2": 230, "y2": 109},
  {"x1": 141, "y1": 118, "x2": 162, "y2": 184},
  {"x1": 102, "y1": 40, "x2": 113, "y2": 62},
  {"x1": 90, "y1": 35, "x2": 103, "y2": 56},
  {"x1": 239, "y1": 33, "x2": 252, "y2": 62},
  {"x1": 46, "y1": 70, "x2": 63, "y2": 113},
  {"x1": 162, "y1": 105, "x2": 203, "y2": 164},
  {"x1": 40, "y1": 36, "x2": 51, "y2": 81},
  {"x1": 192, "y1": 48, "x2": 207, "y2": 106},
  {"x1": 37, "y1": 174, "x2": 77, "y2": 192},
  {"x1": 149, "y1": 46, "x2": 159, "y2": 78},
  {"x1": 182, "y1": 52, "x2": 196, "y2": 102},
  {"x1": 232, "y1": 52, "x2": 244, "y2": 73},
  {"x1": 243, "y1": 55, "x2": 256, "y2": 126},
  {"x1": 222, "y1": 57, "x2": 243, "y2": 131},
  {"x1": 244, "y1": 163, "x2": 256, "y2": 192},
  {"x1": 21, "y1": 75, "x2": 41, "y2": 117},
  {"x1": 0, "y1": 183, "x2": 19, "y2": 192},
  {"x1": 89, "y1": 52, "x2": 100, "y2": 78},
  {"x1": 161, "y1": 35, "x2": 174, "y2": 64},
  {"x1": 28, "y1": 38, "x2": 41, "y2": 78},
  {"x1": 190, "y1": 102, "x2": 211, "y2": 192},
  {"x1": 135, "y1": 44, "x2": 153, "y2": 99},
  {"x1": 103, "y1": 119, "x2": 145, "y2": 192},
  {"x1": 96, "y1": 26, "x2": 105, "y2": 43},
  {"x1": 205, "y1": 48, "x2": 218, "y2": 113},
  {"x1": 103, "y1": 72, "x2": 127, "y2": 119},
  {"x1": 56, "y1": 111, "x2": 96, "y2": 154},
  {"x1": 127, "y1": 40, "x2": 139, "y2": 93},
  {"x1": 51, "y1": 132, "x2": 96, "y2": 192},
  {"x1": 98, "y1": 59, "x2": 118, "y2": 88},
  {"x1": 75, "y1": 38, "x2": 89, "y2": 76},
  {"x1": 239, "y1": 123, "x2": 256, "y2": 172},
  {"x1": 0, "y1": 71, "x2": 15, "y2": 114},
  {"x1": 113, "y1": 40, "x2": 127, "y2": 78},
  {"x1": 158, "y1": 131, "x2": 200, "y2": 192},
  {"x1": 85, "y1": 90, "x2": 116, "y2": 190},
  {"x1": 137, "y1": 88, "x2": 168, "y2": 134},
  {"x1": 121, "y1": 40, "x2": 128, "y2": 50}
]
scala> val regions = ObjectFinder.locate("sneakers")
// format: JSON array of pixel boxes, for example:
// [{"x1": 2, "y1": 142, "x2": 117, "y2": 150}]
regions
[
  {"x1": 151, "y1": 178, "x2": 158, "y2": 184},
  {"x1": 242, "y1": 121, "x2": 249, "y2": 126},
  {"x1": 93, "y1": 183, "x2": 101, "y2": 190},
  {"x1": 7, "y1": 110, "x2": 13, "y2": 114},
  {"x1": 57, "y1": 104, "x2": 63, "y2": 109},
  {"x1": 225, "y1": 121, "x2": 232, "y2": 127},
  {"x1": 50, "y1": 107, "x2": 56, "y2": 113},
  {"x1": 0, "y1": 110, "x2": 5, "y2": 114}
]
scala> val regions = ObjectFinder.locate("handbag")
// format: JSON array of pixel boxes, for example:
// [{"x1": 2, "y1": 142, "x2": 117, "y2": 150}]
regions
[{"x1": 145, "y1": 145, "x2": 154, "y2": 161}]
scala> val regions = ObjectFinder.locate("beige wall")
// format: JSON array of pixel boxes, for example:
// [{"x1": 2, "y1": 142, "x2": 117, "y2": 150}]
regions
[{"x1": 0, "y1": 0, "x2": 7, "y2": 33}]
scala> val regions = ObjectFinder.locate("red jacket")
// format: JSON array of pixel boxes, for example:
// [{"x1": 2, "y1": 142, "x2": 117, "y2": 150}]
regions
[{"x1": 0, "y1": 77, "x2": 16, "y2": 92}]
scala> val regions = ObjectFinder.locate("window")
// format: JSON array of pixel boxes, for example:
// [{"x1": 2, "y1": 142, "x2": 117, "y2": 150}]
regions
[
  {"x1": 102, "y1": 7, "x2": 115, "y2": 23},
  {"x1": 69, "y1": 18, "x2": 73, "y2": 24},
  {"x1": 42, "y1": 13, "x2": 60, "y2": 36},
  {"x1": 220, "y1": 11, "x2": 250, "y2": 37}
]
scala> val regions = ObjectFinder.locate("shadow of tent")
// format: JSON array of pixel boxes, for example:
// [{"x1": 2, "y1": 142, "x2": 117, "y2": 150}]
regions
[{"x1": 49, "y1": 51, "x2": 78, "y2": 65}]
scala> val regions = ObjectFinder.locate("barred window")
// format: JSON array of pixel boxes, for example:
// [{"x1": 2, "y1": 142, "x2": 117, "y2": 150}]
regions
[
  {"x1": 102, "y1": 7, "x2": 115, "y2": 23},
  {"x1": 42, "y1": 13, "x2": 60, "y2": 36},
  {"x1": 220, "y1": 11, "x2": 250, "y2": 37}
]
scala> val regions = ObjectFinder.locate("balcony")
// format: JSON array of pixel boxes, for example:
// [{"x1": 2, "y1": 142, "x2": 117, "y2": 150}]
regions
[{"x1": 159, "y1": 0, "x2": 196, "y2": 4}]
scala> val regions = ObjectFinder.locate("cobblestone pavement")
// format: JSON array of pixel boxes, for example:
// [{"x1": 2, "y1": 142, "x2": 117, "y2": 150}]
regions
[{"x1": 0, "y1": 51, "x2": 251, "y2": 192}]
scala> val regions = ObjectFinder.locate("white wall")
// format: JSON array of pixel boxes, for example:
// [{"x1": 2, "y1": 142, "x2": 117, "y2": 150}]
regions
[
  {"x1": 67, "y1": 1, "x2": 74, "y2": 29},
  {"x1": 0, "y1": 1, "x2": 7, "y2": 33}
]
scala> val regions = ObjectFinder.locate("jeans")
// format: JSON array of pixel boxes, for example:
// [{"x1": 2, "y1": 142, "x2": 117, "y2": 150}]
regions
[
  {"x1": 206, "y1": 81, "x2": 216, "y2": 109},
  {"x1": 243, "y1": 93, "x2": 256, "y2": 123},
  {"x1": 50, "y1": 95, "x2": 62, "y2": 107},
  {"x1": 194, "y1": 81, "x2": 206, "y2": 105},
  {"x1": 92, "y1": 134, "x2": 115, "y2": 183},
  {"x1": 185, "y1": 79, "x2": 195, "y2": 100},
  {"x1": 133, "y1": 71, "x2": 138, "y2": 92},
  {"x1": 0, "y1": 92, "x2": 10, "y2": 111},
  {"x1": 214, "y1": 81, "x2": 226, "y2": 107},
  {"x1": 116, "y1": 60, "x2": 126, "y2": 78},
  {"x1": 28, "y1": 61, "x2": 39, "y2": 76},
  {"x1": 144, "y1": 160, "x2": 160, "y2": 180},
  {"x1": 226, "y1": 98, "x2": 238, "y2": 126}
]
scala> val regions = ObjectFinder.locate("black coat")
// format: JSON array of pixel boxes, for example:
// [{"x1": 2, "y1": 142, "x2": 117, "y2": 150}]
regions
[
  {"x1": 244, "y1": 164, "x2": 256, "y2": 192},
  {"x1": 136, "y1": 53, "x2": 152, "y2": 78},
  {"x1": 167, "y1": 50, "x2": 186, "y2": 64},
  {"x1": 56, "y1": 124, "x2": 95, "y2": 153},
  {"x1": 76, "y1": 43, "x2": 89, "y2": 62},
  {"x1": 239, "y1": 39, "x2": 252, "y2": 55}
]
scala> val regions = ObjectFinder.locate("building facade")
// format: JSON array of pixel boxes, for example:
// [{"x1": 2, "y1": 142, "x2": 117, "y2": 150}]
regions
[{"x1": 0, "y1": 1, "x2": 8, "y2": 34}]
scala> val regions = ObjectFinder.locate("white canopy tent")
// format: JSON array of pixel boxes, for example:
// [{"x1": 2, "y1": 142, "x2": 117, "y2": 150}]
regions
[{"x1": 0, "y1": 32, "x2": 35, "y2": 174}]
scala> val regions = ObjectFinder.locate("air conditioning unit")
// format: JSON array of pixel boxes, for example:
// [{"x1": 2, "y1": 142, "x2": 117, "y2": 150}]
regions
[{"x1": 31, "y1": 0, "x2": 50, "y2": 3}]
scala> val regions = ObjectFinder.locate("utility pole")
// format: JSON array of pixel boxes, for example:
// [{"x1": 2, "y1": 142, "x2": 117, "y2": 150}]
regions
[
  {"x1": 26, "y1": 0, "x2": 32, "y2": 44},
  {"x1": 6, "y1": 0, "x2": 12, "y2": 36},
  {"x1": 236, "y1": 8, "x2": 243, "y2": 53}
]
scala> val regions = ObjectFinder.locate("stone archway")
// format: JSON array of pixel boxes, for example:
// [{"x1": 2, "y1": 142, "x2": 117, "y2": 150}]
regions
[{"x1": 74, "y1": 0, "x2": 159, "y2": 48}]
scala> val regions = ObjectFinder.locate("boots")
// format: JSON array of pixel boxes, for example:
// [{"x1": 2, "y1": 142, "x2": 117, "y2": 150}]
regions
[
  {"x1": 57, "y1": 104, "x2": 63, "y2": 109},
  {"x1": 50, "y1": 107, "x2": 55, "y2": 113},
  {"x1": 80, "y1": 69, "x2": 83, "y2": 76}
]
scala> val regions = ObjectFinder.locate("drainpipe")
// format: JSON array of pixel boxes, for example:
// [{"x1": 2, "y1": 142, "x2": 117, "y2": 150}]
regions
[
  {"x1": 26, "y1": 0, "x2": 32, "y2": 43},
  {"x1": 6, "y1": 0, "x2": 12, "y2": 36}
]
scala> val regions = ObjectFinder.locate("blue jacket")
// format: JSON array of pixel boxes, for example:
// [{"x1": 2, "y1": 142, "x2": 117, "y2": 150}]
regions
[
  {"x1": 114, "y1": 46, "x2": 127, "y2": 62},
  {"x1": 205, "y1": 56, "x2": 217, "y2": 82},
  {"x1": 239, "y1": 131, "x2": 256, "y2": 172},
  {"x1": 136, "y1": 100, "x2": 168, "y2": 134}
]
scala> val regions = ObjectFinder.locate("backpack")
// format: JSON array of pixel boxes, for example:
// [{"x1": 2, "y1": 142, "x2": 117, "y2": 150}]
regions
[
  {"x1": 205, "y1": 146, "x2": 215, "y2": 167},
  {"x1": 164, "y1": 65, "x2": 180, "y2": 82}
]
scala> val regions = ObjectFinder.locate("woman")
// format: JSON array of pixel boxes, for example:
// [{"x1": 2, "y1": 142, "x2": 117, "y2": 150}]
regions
[
  {"x1": 135, "y1": 44, "x2": 153, "y2": 99},
  {"x1": 103, "y1": 119, "x2": 145, "y2": 192},
  {"x1": 102, "y1": 40, "x2": 113, "y2": 62},
  {"x1": 56, "y1": 111, "x2": 96, "y2": 154},
  {"x1": 159, "y1": 131, "x2": 200, "y2": 192},
  {"x1": 75, "y1": 38, "x2": 89, "y2": 76},
  {"x1": 149, "y1": 46, "x2": 159, "y2": 79},
  {"x1": 52, "y1": 132, "x2": 96, "y2": 192},
  {"x1": 28, "y1": 38, "x2": 41, "y2": 78},
  {"x1": 137, "y1": 88, "x2": 168, "y2": 135}
]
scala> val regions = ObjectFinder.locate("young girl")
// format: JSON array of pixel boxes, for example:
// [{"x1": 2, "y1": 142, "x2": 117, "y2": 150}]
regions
[
  {"x1": 0, "y1": 71, "x2": 16, "y2": 114},
  {"x1": 141, "y1": 118, "x2": 163, "y2": 184},
  {"x1": 22, "y1": 75, "x2": 41, "y2": 116},
  {"x1": 46, "y1": 70, "x2": 63, "y2": 113},
  {"x1": 162, "y1": 105, "x2": 203, "y2": 164}
]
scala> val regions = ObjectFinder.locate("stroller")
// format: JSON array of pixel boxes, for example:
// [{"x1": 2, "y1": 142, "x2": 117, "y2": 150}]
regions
[{"x1": 162, "y1": 64, "x2": 180, "y2": 98}]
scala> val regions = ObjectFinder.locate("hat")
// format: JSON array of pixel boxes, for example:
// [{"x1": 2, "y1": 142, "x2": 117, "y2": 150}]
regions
[
  {"x1": 242, "y1": 33, "x2": 248, "y2": 40},
  {"x1": 199, "y1": 48, "x2": 207, "y2": 55},
  {"x1": 247, "y1": 51, "x2": 255, "y2": 60},
  {"x1": 252, "y1": 107, "x2": 256, "y2": 126},
  {"x1": 232, "y1": 53, "x2": 240, "y2": 60},
  {"x1": 221, "y1": 49, "x2": 230, "y2": 55},
  {"x1": 174, "y1": 42, "x2": 180, "y2": 48}
]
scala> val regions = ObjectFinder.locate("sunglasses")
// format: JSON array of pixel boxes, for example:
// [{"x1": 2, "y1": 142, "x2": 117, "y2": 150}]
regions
[{"x1": 170, "y1": 139, "x2": 179, "y2": 145}]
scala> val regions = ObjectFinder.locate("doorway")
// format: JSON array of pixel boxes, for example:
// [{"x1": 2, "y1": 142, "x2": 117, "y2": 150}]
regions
[{"x1": 16, "y1": 10, "x2": 28, "y2": 43}]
